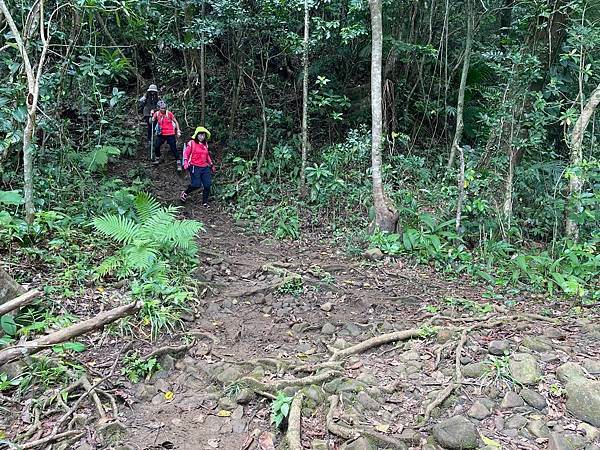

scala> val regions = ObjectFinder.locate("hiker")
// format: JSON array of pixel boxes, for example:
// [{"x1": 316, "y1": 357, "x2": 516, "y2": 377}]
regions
[
  {"x1": 152, "y1": 100, "x2": 182, "y2": 170},
  {"x1": 180, "y1": 126, "x2": 215, "y2": 207},
  {"x1": 138, "y1": 84, "x2": 160, "y2": 145}
]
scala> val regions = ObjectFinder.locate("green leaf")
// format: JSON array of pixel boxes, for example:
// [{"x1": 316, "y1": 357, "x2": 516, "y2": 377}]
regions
[
  {"x1": 1, "y1": 315, "x2": 17, "y2": 336},
  {"x1": 63, "y1": 342, "x2": 86, "y2": 352},
  {"x1": 0, "y1": 190, "x2": 24, "y2": 206}
]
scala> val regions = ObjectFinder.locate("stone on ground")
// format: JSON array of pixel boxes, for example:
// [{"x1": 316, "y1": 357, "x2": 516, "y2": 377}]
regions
[
  {"x1": 520, "y1": 387, "x2": 547, "y2": 410},
  {"x1": 461, "y1": 362, "x2": 487, "y2": 378},
  {"x1": 501, "y1": 391, "x2": 524, "y2": 409},
  {"x1": 432, "y1": 415, "x2": 479, "y2": 449},
  {"x1": 527, "y1": 419, "x2": 550, "y2": 438},
  {"x1": 557, "y1": 362, "x2": 586, "y2": 383},
  {"x1": 565, "y1": 378, "x2": 600, "y2": 427},
  {"x1": 488, "y1": 340, "x2": 511, "y2": 355},
  {"x1": 363, "y1": 248, "x2": 384, "y2": 261},
  {"x1": 467, "y1": 401, "x2": 491, "y2": 420},
  {"x1": 509, "y1": 353, "x2": 541, "y2": 385},
  {"x1": 341, "y1": 437, "x2": 375, "y2": 450}
]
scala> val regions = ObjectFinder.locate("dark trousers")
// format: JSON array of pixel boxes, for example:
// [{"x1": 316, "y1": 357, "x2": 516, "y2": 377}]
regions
[
  {"x1": 145, "y1": 116, "x2": 152, "y2": 141},
  {"x1": 185, "y1": 166, "x2": 212, "y2": 203},
  {"x1": 154, "y1": 135, "x2": 179, "y2": 160}
]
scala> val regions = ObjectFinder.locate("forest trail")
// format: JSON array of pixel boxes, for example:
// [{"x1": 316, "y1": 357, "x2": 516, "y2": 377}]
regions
[{"x1": 105, "y1": 155, "x2": 600, "y2": 450}]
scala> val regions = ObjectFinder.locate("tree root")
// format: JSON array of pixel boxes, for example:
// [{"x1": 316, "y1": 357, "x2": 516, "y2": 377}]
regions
[
  {"x1": 239, "y1": 369, "x2": 339, "y2": 394},
  {"x1": 143, "y1": 341, "x2": 196, "y2": 362},
  {"x1": 285, "y1": 393, "x2": 303, "y2": 450},
  {"x1": 20, "y1": 430, "x2": 84, "y2": 449},
  {"x1": 329, "y1": 328, "x2": 425, "y2": 361},
  {"x1": 422, "y1": 328, "x2": 468, "y2": 422},
  {"x1": 293, "y1": 361, "x2": 343, "y2": 374},
  {"x1": 326, "y1": 395, "x2": 407, "y2": 449}
]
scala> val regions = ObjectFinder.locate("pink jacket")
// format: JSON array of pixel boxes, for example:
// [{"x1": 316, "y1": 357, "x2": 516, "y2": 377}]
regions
[{"x1": 183, "y1": 140, "x2": 212, "y2": 169}]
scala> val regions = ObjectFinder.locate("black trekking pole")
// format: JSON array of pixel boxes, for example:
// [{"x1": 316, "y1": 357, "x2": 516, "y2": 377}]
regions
[{"x1": 150, "y1": 117, "x2": 155, "y2": 161}]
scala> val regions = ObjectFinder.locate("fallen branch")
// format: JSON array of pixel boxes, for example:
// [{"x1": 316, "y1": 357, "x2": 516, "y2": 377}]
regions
[
  {"x1": 285, "y1": 393, "x2": 303, "y2": 450},
  {"x1": 0, "y1": 301, "x2": 142, "y2": 366},
  {"x1": 0, "y1": 289, "x2": 41, "y2": 316}
]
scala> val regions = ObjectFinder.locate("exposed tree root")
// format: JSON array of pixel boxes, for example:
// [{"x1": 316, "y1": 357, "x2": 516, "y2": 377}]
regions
[
  {"x1": 329, "y1": 328, "x2": 425, "y2": 361},
  {"x1": 239, "y1": 369, "x2": 339, "y2": 394},
  {"x1": 422, "y1": 328, "x2": 468, "y2": 422},
  {"x1": 285, "y1": 393, "x2": 303, "y2": 450},
  {"x1": 143, "y1": 341, "x2": 196, "y2": 362},
  {"x1": 20, "y1": 430, "x2": 84, "y2": 449},
  {"x1": 326, "y1": 395, "x2": 407, "y2": 449},
  {"x1": 293, "y1": 361, "x2": 343, "y2": 374},
  {"x1": 0, "y1": 301, "x2": 142, "y2": 366}
]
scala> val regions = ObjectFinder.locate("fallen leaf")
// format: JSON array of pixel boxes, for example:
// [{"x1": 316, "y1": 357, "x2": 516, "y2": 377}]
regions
[
  {"x1": 164, "y1": 391, "x2": 174, "y2": 402},
  {"x1": 258, "y1": 431, "x2": 275, "y2": 450},
  {"x1": 481, "y1": 434, "x2": 501, "y2": 448},
  {"x1": 347, "y1": 361, "x2": 363, "y2": 370},
  {"x1": 375, "y1": 423, "x2": 390, "y2": 433},
  {"x1": 217, "y1": 410, "x2": 232, "y2": 417},
  {"x1": 207, "y1": 439, "x2": 219, "y2": 448}
]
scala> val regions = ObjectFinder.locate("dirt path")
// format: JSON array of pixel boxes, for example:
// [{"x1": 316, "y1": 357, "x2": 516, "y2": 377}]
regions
[{"x1": 103, "y1": 159, "x2": 600, "y2": 450}]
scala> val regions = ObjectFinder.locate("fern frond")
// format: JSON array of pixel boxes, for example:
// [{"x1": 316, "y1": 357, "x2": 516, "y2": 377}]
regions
[
  {"x1": 93, "y1": 214, "x2": 141, "y2": 244},
  {"x1": 134, "y1": 192, "x2": 164, "y2": 224},
  {"x1": 95, "y1": 255, "x2": 122, "y2": 278},
  {"x1": 123, "y1": 241, "x2": 159, "y2": 271}
]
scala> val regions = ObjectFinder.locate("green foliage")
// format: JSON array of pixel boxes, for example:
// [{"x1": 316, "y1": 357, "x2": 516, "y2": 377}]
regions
[
  {"x1": 0, "y1": 315, "x2": 17, "y2": 335},
  {"x1": 271, "y1": 391, "x2": 294, "y2": 428},
  {"x1": 93, "y1": 192, "x2": 203, "y2": 279},
  {"x1": 82, "y1": 145, "x2": 121, "y2": 172},
  {"x1": 276, "y1": 276, "x2": 304, "y2": 298},
  {"x1": 0, "y1": 372, "x2": 21, "y2": 392},
  {"x1": 122, "y1": 352, "x2": 161, "y2": 383}
]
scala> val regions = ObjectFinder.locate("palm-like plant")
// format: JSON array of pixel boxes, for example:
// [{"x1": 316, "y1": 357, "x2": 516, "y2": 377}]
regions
[{"x1": 93, "y1": 192, "x2": 203, "y2": 279}]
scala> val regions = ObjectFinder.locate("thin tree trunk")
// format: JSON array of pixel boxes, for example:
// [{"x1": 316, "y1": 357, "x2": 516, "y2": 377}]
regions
[
  {"x1": 200, "y1": 1, "x2": 206, "y2": 124},
  {"x1": 369, "y1": 0, "x2": 399, "y2": 233},
  {"x1": 447, "y1": 0, "x2": 473, "y2": 170},
  {"x1": 299, "y1": 0, "x2": 310, "y2": 193},
  {"x1": 565, "y1": 82, "x2": 600, "y2": 240}
]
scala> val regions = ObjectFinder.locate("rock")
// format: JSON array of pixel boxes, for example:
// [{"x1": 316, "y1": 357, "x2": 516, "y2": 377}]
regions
[
  {"x1": 219, "y1": 418, "x2": 233, "y2": 434},
  {"x1": 467, "y1": 401, "x2": 491, "y2": 420},
  {"x1": 151, "y1": 393, "x2": 163, "y2": 406},
  {"x1": 541, "y1": 352, "x2": 561, "y2": 363},
  {"x1": 503, "y1": 428, "x2": 518, "y2": 437},
  {"x1": 460, "y1": 356, "x2": 473, "y2": 365},
  {"x1": 218, "y1": 396, "x2": 238, "y2": 410},
  {"x1": 557, "y1": 362, "x2": 586, "y2": 383},
  {"x1": 577, "y1": 423, "x2": 599, "y2": 442},
  {"x1": 323, "y1": 378, "x2": 342, "y2": 394},
  {"x1": 398, "y1": 429, "x2": 421, "y2": 445},
  {"x1": 337, "y1": 379, "x2": 367, "y2": 393},
  {"x1": 437, "y1": 329, "x2": 454, "y2": 344},
  {"x1": 332, "y1": 338, "x2": 350, "y2": 349},
  {"x1": 216, "y1": 366, "x2": 241, "y2": 385},
  {"x1": 505, "y1": 415, "x2": 527, "y2": 429},
  {"x1": 0, "y1": 362, "x2": 25, "y2": 379},
  {"x1": 509, "y1": 353, "x2": 541, "y2": 385},
  {"x1": 343, "y1": 323, "x2": 361, "y2": 337},
  {"x1": 303, "y1": 385, "x2": 326, "y2": 405},
  {"x1": 549, "y1": 432, "x2": 588, "y2": 450},
  {"x1": 154, "y1": 379, "x2": 169, "y2": 392},
  {"x1": 321, "y1": 322, "x2": 336, "y2": 335},
  {"x1": 320, "y1": 302, "x2": 333, "y2": 312},
  {"x1": 232, "y1": 419, "x2": 246, "y2": 433},
  {"x1": 206, "y1": 302, "x2": 220, "y2": 314},
  {"x1": 582, "y1": 359, "x2": 600, "y2": 375},
  {"x1": 432, "y1": 416, "x2": 479, "y2": 449},
  {"x1": 311, "y1": 441, "x2": 329, "y2": 450},
  {"x1": 364, "y1": 248, "x2": 384, "y2": 261},
  {"x1": 356, "y1": 372, "x2": 377, "y2": 386},
  {"x1": 357, "y1": 391, "x2": 380, "y2": 410},
  {"x1": 488, "y1": 340, "x2": 511, "y2": 356},
  {"x1": 544, "y1": 328, "x2": 566, "y2": 340},
  {"x1": 342, "y1": 437, "x2": 379, "y2": 450},
  {"x1": 96, "y1": 420, "x2": 127, "y2": 443},
  {"x1": 501, "y1": 391, "x2": 525, "y2": 408},
  {"x1": 565, "y1": 378, "x2": 600, "y2": 426},
  {"x1": 135, "y1": 383, "x2": 157, "y2": 401},
  {"x1": 521, "y1": 336, "x2": 553, "y2": 352},
  {"x1": 462, "y1": 362, "x2": 487, "y2": 378},
  {"x1": 527, "y1": 419, "x2": 550, "y2": 438},
  {"x1": 520, "y1": 387, "x2": 547, "y2": 410}
]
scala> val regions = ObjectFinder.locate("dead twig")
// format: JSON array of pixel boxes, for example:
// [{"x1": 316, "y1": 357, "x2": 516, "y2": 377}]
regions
[{"x1": 285, "y1": 393, "x2": 303, "y2": 450}]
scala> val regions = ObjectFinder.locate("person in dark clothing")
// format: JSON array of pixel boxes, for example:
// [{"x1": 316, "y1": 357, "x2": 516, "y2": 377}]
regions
[
  {"x1": 138, "y1": 84, "x2": 160, "y2": 144},
  {"x1": 180, "y1": 126, "x2": 215, "y2": 207},
  {"x1": 152, "y1": 100, "x2": 182, "y2": 170}
]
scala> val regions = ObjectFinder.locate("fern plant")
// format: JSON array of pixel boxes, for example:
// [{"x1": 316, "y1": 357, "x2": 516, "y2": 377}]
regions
[{"x1": 93, "y1": 192, "x2": 203, "y2": 280}]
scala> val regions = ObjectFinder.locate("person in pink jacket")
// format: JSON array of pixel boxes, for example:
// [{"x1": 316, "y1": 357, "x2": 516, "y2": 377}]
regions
[{"x1": 180, "y1": 126, "x2": 215, "y2": 207}]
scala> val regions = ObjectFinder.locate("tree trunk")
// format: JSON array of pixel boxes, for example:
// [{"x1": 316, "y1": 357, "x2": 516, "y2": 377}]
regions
[
  {"x1": 369, "y1": 0, "x2": 399, "y2": 233},
  {"x1": 565, "y1": 82, "x2": 600, "y2": 240},
  {"x1": 200, "y1": 0, "x2": 206, "y2": 125},
  {"x1": 299, "y1": 0, "x2": 310, "y2": 193}
]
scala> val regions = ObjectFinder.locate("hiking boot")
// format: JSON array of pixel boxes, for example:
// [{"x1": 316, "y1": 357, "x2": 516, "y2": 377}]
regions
[
  {"x1": 180, "y1": 191, "x2": 188, "y2": 203},
  {"x1": 152, "y1": 158, "x2": 160, "y2": 165},
  {"x1": 202, "y1": 202, "x2": 209, "y2": 209}
]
